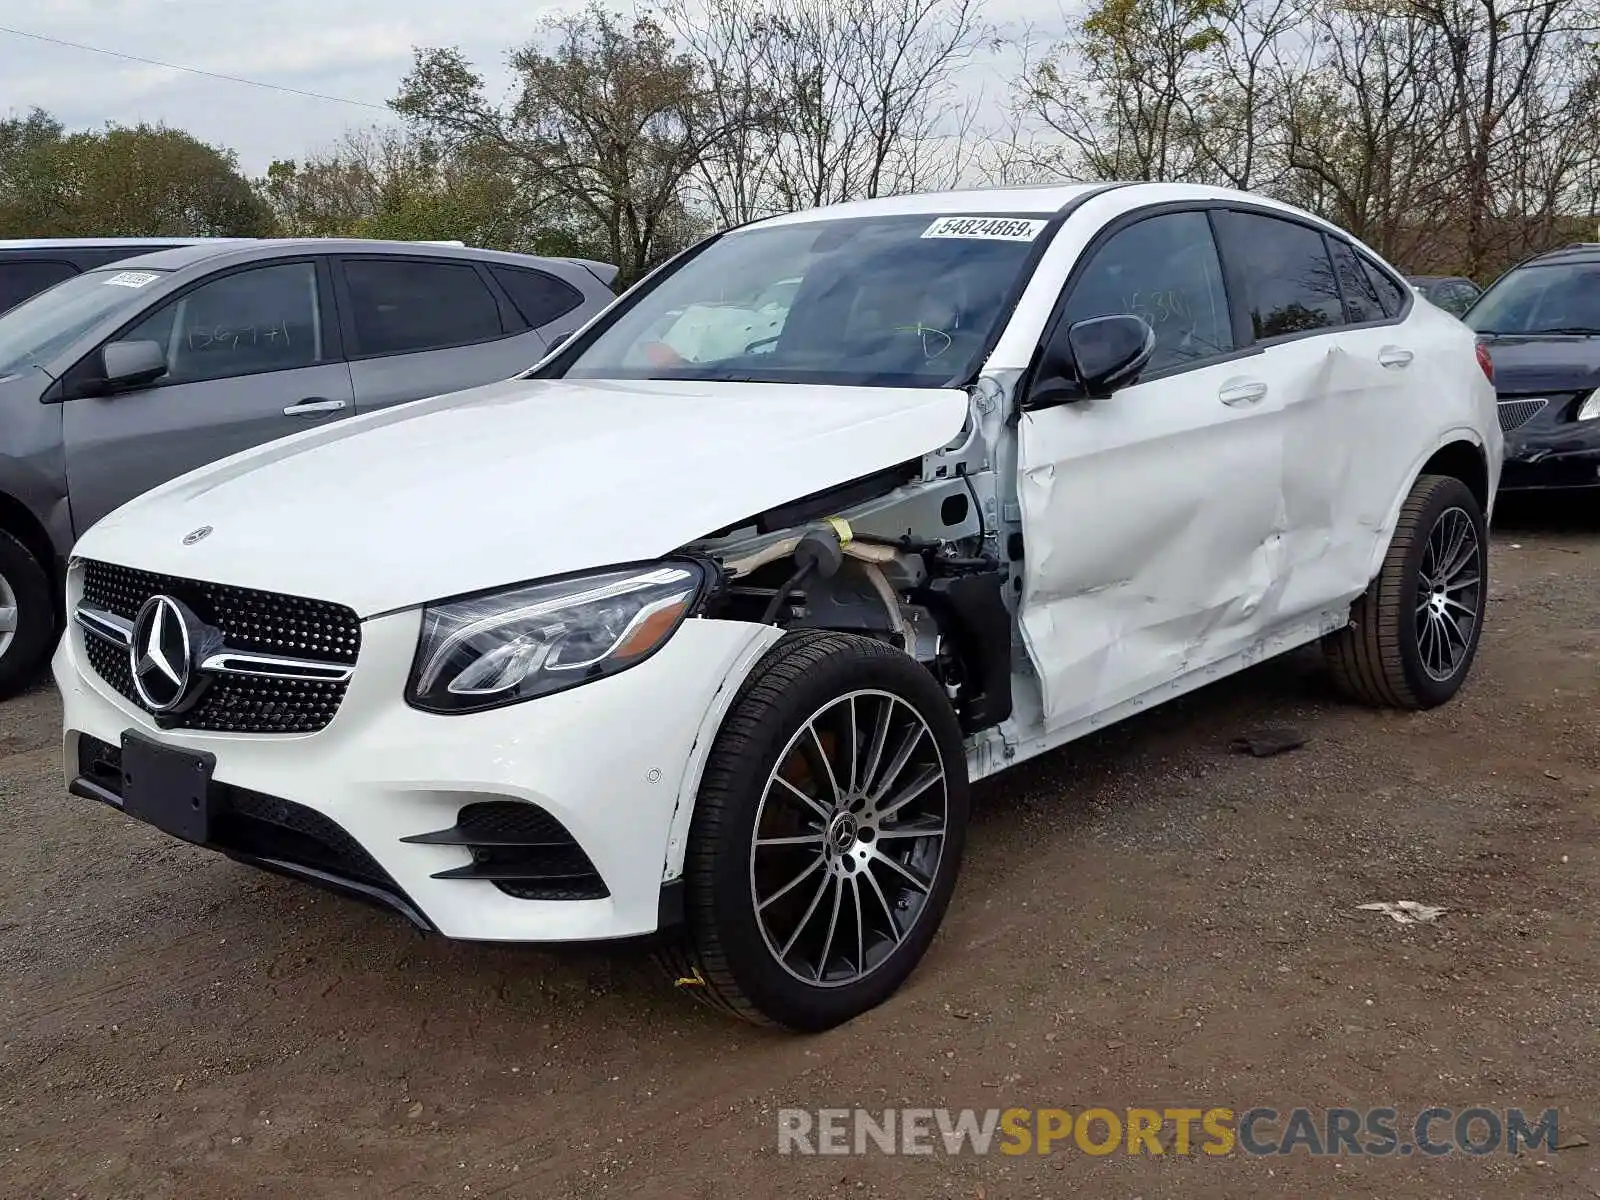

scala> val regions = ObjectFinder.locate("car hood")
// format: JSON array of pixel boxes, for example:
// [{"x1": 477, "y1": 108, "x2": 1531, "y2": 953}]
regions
[
  {"x1": 75, "y1": 376, "x2": 969, "y2": 616},
  {"x1": 1481, "y1": 334, "x2": 1600, "y2": 394}
]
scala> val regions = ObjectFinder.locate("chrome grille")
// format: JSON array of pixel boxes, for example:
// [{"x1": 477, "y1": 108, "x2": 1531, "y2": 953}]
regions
[
  {"x1": 1497, "y1": 398, "x2": 1548, "y2": 432},
  {"x1": 79, "y1": 560, "x2": 360, "y2": 734}
]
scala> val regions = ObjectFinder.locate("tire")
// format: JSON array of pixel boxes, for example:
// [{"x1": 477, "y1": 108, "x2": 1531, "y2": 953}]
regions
[
  {"x1": 1323, "y1": 473, "x2": 1487, "y2": 710},
  {"x1": 0, "y1": 529, "x2": 54, "y2": 702},
  {"x1": 659, "y1": 630, "x2": 970, "y2": 1031}
]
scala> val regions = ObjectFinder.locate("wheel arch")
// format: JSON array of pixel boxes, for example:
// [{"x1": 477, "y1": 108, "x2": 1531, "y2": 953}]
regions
[
  {"x1": 660, "y1": 621, "x2": 786, "y2": 884},
  {"x1": 0, "y1": 490, "x2": 59, "y2": 577},
  {"x1": 1364, "y1": 430, "x2": 1491, "y2": 585}
]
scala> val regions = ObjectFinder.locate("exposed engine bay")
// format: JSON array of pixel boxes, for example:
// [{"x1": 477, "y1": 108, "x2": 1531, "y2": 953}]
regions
[{"x1": 684, "y1": 383, "x2": 1018, "y2": 737}]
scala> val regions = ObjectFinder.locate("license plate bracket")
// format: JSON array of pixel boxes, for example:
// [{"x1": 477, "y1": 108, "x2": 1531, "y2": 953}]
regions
[{"x1": 120, "y1": 731, "x2": 216, "y2": 845}]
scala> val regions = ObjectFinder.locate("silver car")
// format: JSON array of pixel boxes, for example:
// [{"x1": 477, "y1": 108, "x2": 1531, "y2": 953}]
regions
[{"x1": 0, "y1": 239, "x2": 616, "y2": 697}]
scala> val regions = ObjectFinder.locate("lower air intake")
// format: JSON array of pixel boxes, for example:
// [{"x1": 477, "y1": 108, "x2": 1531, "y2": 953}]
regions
[{"x1": 403, "y1": 801, "x2": 610, "y2": 901}]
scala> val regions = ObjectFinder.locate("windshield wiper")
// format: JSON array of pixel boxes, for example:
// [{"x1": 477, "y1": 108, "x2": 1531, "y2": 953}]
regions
[{"x1": 1527, "y1": 326, "x2": 1600, "y2": 336}]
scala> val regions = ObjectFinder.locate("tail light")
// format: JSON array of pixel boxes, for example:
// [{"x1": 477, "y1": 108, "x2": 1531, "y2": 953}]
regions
[{"x1": 1475, "y1": 342, "x2": 1494, "y2": 382}]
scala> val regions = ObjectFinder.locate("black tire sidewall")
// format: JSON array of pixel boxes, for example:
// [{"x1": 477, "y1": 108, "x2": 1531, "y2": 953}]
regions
[
  {"x1": 693, "y1": 637, "x2": 970, "y2": 1032},
  {"x1": 0, "y1": 529, "x2": 54, "y2": 700},
  {"x1": 1394, "y1": 477, "x2": 1487, "y2": 707}
]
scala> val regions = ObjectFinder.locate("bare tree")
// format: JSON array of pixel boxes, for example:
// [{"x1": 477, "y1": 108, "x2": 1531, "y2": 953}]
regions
[
  {"x1": 394, "y1": 4, "x2": 751, "y2": 281},
  {"x1": 667, "y1": 0, "x2": 990, "y2": 217},
  {"x1": 1016, "y1": 0, "x2": 1228, "y2": 182}
]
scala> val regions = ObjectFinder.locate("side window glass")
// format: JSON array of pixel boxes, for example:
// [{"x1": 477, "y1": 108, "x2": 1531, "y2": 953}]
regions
[
  {"x1": 1331, "y1": 241, "x2": 1383, "y2": 324},
  {"x1": 122, "y1": 262, "x2": 323, "y2": 384},
  {"x1": 488, "y1": 266, "x2": 583, "y2": 328},
  {"x1": 1447, "y1": 283, "x2": 1479, "y2": 315},
  {"x1": 1360, "y1": 254, "x2": 1407, "y2": 318},
  {"x1": 342, "y1": 259, "x2": 504, "y2": 356},
  {"x1": 1218, "y1": 211, "x2": 1344, "y2": 338},
  {"x1": 1060, "y1": 210, "x2": 1235, "y2": 373}
]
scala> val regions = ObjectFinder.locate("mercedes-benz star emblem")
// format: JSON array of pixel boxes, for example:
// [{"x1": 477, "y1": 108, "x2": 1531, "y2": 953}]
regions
[
  {"x1": 130, "y1": 595, "x2": 197, "y2": 713},
  {"x1": 182, "y1": 526, "x2": 213, "y2": 546}
]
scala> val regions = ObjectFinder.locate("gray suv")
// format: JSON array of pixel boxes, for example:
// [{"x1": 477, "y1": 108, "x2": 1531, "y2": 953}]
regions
[{"x1": 0, "y1": 239, "x2": 615, "y2": 697}]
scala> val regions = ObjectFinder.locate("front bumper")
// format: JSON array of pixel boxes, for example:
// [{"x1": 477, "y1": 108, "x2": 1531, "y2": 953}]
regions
[
  {"x1": 55, "y1": 602, "x2": 779, "y2": 942},
  {"x1": 1499, "y1": 404, "x2": 1600, "y2": 491}
]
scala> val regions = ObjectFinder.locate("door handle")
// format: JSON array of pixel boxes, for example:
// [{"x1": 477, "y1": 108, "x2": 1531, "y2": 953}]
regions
[
  {"x1": 283, "y1": 397, "x2": 348, "y2": 417},
  {"x1": 1218, "y1": 379, "x2": 1269, "y2": 406},
  {"x1": 1379, "y1": 346, "x2": 1414, "y2": 369}
]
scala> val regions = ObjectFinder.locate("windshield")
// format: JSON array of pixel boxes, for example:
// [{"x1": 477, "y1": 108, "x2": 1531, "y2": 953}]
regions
[
  {"x1": 0, "y1": 267, "x2": 170, "y2": 380},
  {"x1": 1465, "y1": 261, "x2": 1600, "y2": 335},
  {"x1": 559, "y1": 213, "x2": 1053, "y2": 387}
]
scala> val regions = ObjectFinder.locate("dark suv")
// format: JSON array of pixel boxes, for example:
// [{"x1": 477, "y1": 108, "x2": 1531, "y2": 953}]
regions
[
  {"x1": 1463, "y1": 243, "x2": 1600, "y2": 492},
  {"x1": 0, "y1": 238, "x2": 243, "y2": 313}
]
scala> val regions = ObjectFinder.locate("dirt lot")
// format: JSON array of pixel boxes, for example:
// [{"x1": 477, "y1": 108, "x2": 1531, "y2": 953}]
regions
[{"x1": 3, "y1": 501, "x2": 1599, "y2": 1200}]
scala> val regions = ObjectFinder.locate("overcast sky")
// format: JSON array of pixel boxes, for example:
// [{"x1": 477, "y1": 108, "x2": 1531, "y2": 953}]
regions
[{"x1": 1, "y1": 0, "x2": 1064, "y2": 177}]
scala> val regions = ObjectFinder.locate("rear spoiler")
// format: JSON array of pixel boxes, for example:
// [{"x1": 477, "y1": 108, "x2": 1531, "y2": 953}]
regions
[{"x1": 558, "y1": 257, "x2": 621, "y2": 290}]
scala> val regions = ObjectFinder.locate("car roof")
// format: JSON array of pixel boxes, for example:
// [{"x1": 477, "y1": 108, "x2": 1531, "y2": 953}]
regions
[
  {"x1": 1523, "y1": 243, "x2": 1600, "y2": 267},
  {"x1": 742, "y1": 181, "x2": 1339, "y2": 230},
  {"x1": 101, "y1": 238, "x2": 608, "y2": 276},
  {"x1": 0, "y1": 237, "x2": 247, "y2": 251}
]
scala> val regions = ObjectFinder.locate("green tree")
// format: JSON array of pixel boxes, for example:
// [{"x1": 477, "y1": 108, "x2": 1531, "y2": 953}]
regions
[
  {"x1": 0, "y1": 111, "x2": 272, "y2": 238},
  {"x1": 392, "y1": 3, "x2": 734, "y2": 282},
  {"x1": 259, "y1": 127, "x2": 597, "y2": 255}
]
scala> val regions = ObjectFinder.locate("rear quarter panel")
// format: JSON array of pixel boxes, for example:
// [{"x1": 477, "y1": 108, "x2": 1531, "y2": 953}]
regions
[{"x1": 1361, "y1": 301, "x2": 1501, "y2": 582}]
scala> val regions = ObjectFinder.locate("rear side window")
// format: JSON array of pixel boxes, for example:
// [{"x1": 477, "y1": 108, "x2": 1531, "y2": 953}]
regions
[
  {"x1": 1330, "y1": 241, "x2": 1384, "y2": 324},
  {"x1": 1361, "y1": 256, "x2": 1408, "y2": 318},
  {"x1": 121, "y1": 261, "x2": 324, "y2": 384},
  {"x1": 341, "y1": 259, "x2": 505, "y2": 356},
  {"x1": 1218, "y1": 211, "x2": 1345, "y2": 339},
  {"x1": 489, "y1": 265, "x2": 584, "y2": 327},
  {"x1": 0, "y1": 260, "x2": 77, "y2": 313}
]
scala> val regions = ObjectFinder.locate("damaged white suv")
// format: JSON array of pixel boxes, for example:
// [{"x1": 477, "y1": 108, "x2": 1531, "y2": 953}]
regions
[{"x1": 56, "y1": 184, "x2": 1501, "y2": 1030}]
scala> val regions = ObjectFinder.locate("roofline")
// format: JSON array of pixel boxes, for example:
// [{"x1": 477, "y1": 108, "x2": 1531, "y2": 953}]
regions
[{"x1": 0, "y1": 237, "x2": 250, "y2": 249}]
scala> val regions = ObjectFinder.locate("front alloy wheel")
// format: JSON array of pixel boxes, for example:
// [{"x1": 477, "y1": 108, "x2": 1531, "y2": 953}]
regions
[
  {"x1": 751, "y1": 688, "x2": 950, "y2": 990},
  {"x1": 664, "y1": 631, "x2": 969, "y2": 1030}
]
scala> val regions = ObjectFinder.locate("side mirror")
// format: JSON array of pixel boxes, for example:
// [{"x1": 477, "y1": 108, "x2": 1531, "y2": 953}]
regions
[
  {"x1": 1024, "y1": 314, "x2": 1156, "y2": 410},
  {"x1": 101, "y1": 340, "x2": 168, "y2": 392},
  {"x1": 1065, "y1": 315, "x2": 1156, "y2": 397}
]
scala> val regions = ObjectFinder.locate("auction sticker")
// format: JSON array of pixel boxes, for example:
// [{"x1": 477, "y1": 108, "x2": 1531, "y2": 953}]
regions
[
  {"x1": 104, "y1": 271, "x2": 162, "y2": 288},
  {"x1": 922, "y1": 216, "x2": 1047, "y2": 241}
]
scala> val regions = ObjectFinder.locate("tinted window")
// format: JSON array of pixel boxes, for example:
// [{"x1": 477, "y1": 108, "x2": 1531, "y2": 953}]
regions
[
  {"x1": 1330, "y1": 241, "x2": 1384, "y2": 324},
  {"x1": 1220, "y1": 212, "x2": 1344, "y2": 339},
  {"x1": 0, "y1": 261, "x2": 77, "y2": 313},
  {"x1": 1362, "y1": 256, "x2": 1408, "y2": 318},
  {"x1": 1060, "y1": 210, "x2": 1234, "y2": 372},
  {"x1": 122, "y1": 262, "x2": 323, "y2": 384},
  {"x1": 489, "y1": 265, "x2": 583, "y2": 327},
  {"x1": 343, "y1": 259, "x2": 504, "y2": 355}
]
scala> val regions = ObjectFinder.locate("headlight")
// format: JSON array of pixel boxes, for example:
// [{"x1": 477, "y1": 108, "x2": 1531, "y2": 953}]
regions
[
  {"x1": 407, "y1": 562, "x2": 705, "y2": 714},
  {"x1": 1577, "y1": 390, "x2": 1600, "y2": 421}
]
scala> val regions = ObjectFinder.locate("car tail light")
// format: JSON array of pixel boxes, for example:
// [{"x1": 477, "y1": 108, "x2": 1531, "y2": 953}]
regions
[{"x1": 1475, "y1": 343, "x2": 1494, "y2": 382}]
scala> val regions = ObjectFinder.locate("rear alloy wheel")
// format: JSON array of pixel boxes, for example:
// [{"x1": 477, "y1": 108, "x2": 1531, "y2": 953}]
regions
[
  {"x1": 0, "y1": 529, "x2": 54, "y2": 701},
  {"x1": 1324, "y1": 473, "x2": 1487, "y2": 709},
  {"x1": 662, "y1": 631, "x2": 969, "y2": 1031}
]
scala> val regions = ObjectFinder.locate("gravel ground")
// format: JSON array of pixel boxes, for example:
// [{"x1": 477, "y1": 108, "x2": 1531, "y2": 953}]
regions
[{"x1": 2, "y1": 500, "x2": 1597, "y2": 1199}]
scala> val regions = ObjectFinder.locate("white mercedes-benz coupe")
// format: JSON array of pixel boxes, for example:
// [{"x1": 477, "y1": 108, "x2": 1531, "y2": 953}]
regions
[{"x1": 56, "y1": 183, "x2": 1501, "y2": 1030}]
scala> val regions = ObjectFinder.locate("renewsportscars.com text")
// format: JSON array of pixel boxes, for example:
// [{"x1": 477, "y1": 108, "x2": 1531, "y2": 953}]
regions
[{"x1": 777, "y1": 1106, "x2": 1562, "y2": 1158}]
